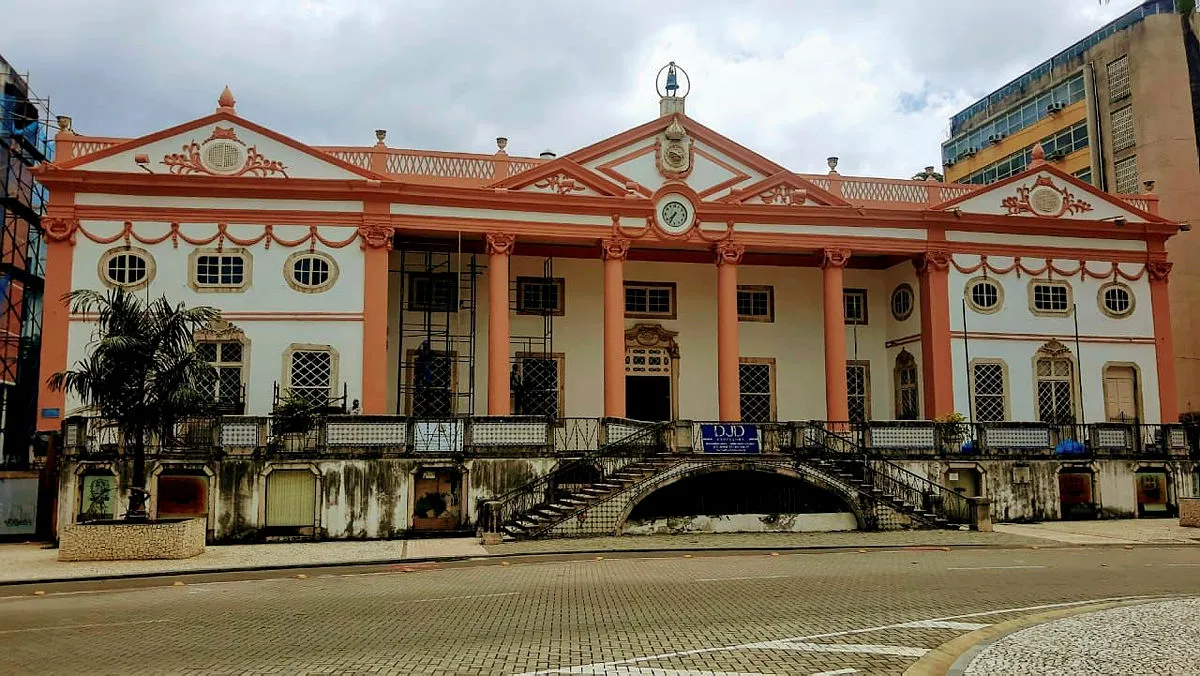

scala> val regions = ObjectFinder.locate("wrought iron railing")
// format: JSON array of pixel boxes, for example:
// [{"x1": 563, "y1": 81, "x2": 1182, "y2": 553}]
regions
[
  {"x1": 807, "y1": 422, "x2": 972, "y2": 527},
  {"x1": 479, "y1": 422, "x2": 667, "y2": 535}
]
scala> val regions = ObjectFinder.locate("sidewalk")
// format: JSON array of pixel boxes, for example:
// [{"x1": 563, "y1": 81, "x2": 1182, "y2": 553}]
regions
[
  {"x1": 0, "y1": 529, "x2": 1040, "y2": 584},
  {"x1": 994, "y1": 518, "x2": 1200, "y2": 545}
]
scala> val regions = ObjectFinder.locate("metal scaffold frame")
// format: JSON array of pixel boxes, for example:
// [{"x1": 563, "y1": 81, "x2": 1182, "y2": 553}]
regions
[{"x1": 0, "y1": 58, "x2": 50, "y2": 467}]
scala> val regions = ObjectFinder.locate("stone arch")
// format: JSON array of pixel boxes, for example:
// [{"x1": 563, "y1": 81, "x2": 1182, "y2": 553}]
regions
[{"x1": 613, "y1": 459, "x2": 869, "y2": 533}]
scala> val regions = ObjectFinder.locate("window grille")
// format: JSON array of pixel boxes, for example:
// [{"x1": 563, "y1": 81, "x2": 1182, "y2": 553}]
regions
[
  {"x1": 1111, "y1": 105, "x2": 1135, "y2": 152},
  {"x1": 1107, "y1": 55, "x2": 1131, "y2": 100},
  {"x1": 972, "y1": 362, "x2": 1006, "y2": 422},
  {"x1": 515, "y1": 356, "x2": 560, "y2": 417},
  {"x1": 739, "y1": 361, "x2": 773, "y2": 423},
  {"x1": 410, "y1": 350, "x2": 453, "y2": 417},
  {"x1": 625, "y1": 347, "x2": 671, "y2": 375},
  {"x1": 289, "y1": 350, "x2": 332, "y2": 406},
  {"x1": 737, "y1": 286, "x2": 773, "y2": 321},
  {"x1": 844, "y1": 289, "x2": 868, "y2": 325},
  {"x1": 197, "y1": 341, "x2": 244, "y2": 410},
  {"x1": 1114, "y1": 155, "x2": 1139, "y2": 194},
  {"x1": 894, "y1": 352, "x2": 919, "y2": 419},
  {"x1": 847, "y1": 361, "x2": 870, "y2": 423}
]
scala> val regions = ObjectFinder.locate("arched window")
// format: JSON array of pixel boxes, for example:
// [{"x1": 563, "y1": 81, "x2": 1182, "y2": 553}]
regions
[
  {"x1": 893, "y1": 350, "x2": 919, "y2": 420},
  {"x1": 1035, "y1": 341, "x2": 1076, "y2": 424}
]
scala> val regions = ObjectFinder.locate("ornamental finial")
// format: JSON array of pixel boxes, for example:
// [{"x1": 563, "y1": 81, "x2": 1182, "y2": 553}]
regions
[
  {"x1": 217, "y1": 86, "x2": 237, "y2": 113},
  {"x1": 1030, "y1": 142, "x2": 1046, "y2": 167}
]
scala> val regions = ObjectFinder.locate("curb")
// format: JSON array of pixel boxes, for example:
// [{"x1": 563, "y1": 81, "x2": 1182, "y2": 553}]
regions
[
  {"x1": 902, "y1": 598, "x2": 1161, "y2": 676},
  {"x1": 2, "y1": 538, "x2": 1195, "y2": 588}
]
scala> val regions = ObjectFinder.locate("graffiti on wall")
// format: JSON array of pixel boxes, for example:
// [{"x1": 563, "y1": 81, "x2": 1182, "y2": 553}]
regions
[{"x1": 0, "y1": 477, "x2": 38, "y2": 535}]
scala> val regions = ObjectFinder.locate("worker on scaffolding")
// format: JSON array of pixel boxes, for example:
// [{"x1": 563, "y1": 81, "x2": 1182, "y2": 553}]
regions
[
  {"x1": 510, "y1": 361, "x2": 529, "y2": 416},
  {"x1": 414, "y1": 339, "x2": 435, "y2": 396}
]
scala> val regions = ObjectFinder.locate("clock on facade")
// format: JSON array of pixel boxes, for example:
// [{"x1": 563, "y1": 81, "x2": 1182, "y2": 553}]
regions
[{"x1": 655, "y1": 194, "x2": 694, "y2": 235}]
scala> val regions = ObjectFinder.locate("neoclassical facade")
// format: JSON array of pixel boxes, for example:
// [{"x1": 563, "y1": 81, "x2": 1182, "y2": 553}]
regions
[{"x1": 36, "y1": 85, "x2": 1182, "y2": 433}]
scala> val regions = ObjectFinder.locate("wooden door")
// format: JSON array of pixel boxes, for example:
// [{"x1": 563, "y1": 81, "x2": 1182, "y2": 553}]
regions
[{"x1": 1104, "y1": 366, "x2": 1138, "y2": 422}]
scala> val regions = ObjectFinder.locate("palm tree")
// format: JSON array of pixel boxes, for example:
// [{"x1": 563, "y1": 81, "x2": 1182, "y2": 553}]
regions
[{"x1": 49, "y1": 289, "x2": 218, "y2": 520}]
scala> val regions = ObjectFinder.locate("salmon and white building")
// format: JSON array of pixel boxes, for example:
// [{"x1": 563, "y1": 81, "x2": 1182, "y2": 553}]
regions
[{"x1": 35, "y1": 69, "x2": 1196, "y2": 539}]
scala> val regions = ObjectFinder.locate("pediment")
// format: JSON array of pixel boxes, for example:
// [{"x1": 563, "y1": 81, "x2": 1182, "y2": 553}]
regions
[
  {"x1": 55, "y1": 112, "x2": 385, "y2": 181},
  {"x1": 720, "y1": 172, "x2": 850, "y2": 207},
  {"x1": 933, "y1": 163, "x2": 1165, "y2": 224},
  {"x1": 561, "y1": 114, "x2": 782, "y2": 201},
  {"x1": 490, "y1": 157, "x2": 624, "y2": 196}
]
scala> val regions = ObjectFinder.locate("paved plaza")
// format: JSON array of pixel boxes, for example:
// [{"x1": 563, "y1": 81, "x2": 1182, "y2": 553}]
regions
[{"x1": 2, "y1": 542, "x2": 1198, "y2": 674}]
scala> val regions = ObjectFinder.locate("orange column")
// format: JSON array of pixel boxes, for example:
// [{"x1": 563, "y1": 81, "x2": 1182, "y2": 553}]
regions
[
  {"x1": 602, "y1": 238, "x2": 630, "y2": 418},
  {"x1": 821, "y1": 248, "x2": 851, "y2": 423},
  {"x1": 916, "y1": 251, "x2": 954, "y2": 418},
  {"x1": 358, "y1": 219, "x2": 393, "y2": 414},
  {"x1": 1148, "y1": 261, "x2": 1179, "y2": 422},
  {"x1": 486, "y1": 233, "x2": 515, "y2": 415},
  {"x1": 716, "y1": 241, "x2": 744, "y2": 422},
  {"x1": 37, "y1": 216, "x2": 77, "y2": 431}
]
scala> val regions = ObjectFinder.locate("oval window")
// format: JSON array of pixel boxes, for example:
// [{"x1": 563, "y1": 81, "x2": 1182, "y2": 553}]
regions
[
  {"x1": 1099, "y1": 282, "x2": 1133, "y2": 317},
  {"x1": 966, "y1": 278, "x2": 1002, "y2": 313},
  {"x1": 890, "y1": 284, "x2": 914, "y2": 321},
  {"x1": 100, "y1": 248, "x2": 154, "y2": 289},
  {"x1": 286, "y1": 252, "x2": 338, "y2": 292}
]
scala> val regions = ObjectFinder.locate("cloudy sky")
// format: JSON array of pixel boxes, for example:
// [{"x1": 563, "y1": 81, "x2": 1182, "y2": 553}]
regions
[{"x1": 3, "y1": 0, "x2": 1139, "y2": 178}]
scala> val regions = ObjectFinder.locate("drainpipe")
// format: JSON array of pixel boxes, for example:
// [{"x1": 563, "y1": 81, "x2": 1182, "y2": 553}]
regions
[{"x1": 1084, "y1": 61, "x2": 1108, "y2": 190}]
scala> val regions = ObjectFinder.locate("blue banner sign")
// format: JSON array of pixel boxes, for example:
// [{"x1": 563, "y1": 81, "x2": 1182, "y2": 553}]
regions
[{"x1": 699, "y1": 424, "x2": 761, "y2": 454}]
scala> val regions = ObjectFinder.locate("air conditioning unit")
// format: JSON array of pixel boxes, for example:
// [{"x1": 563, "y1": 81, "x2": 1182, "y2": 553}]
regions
[
  {"x1": 1044, "y1": 149, "x2": 1066, "y2": 161},
  {"x1": 1047, "y1": 102, "x2": 1067, "y2": 113},
  {"x1": 959, "y1": 148, "x2": 978, "y2": 159},
  {"x1": 987, "y1": 134, "x2": 1006, "y2": 144},
  {"x1": 945, "y1": 157, "x2": 957, "y2": 167}
]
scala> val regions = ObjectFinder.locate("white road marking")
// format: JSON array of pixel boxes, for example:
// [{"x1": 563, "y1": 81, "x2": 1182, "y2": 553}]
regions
[
  {"x1": 405, "y1": 591, "x2": 519, "y2": 603},
  {"x1": 0, "y1": 619, "x2": 169, "y2": 634},
  {"x1": 750, "y1": 641, "x2": 928, "y2": 658},
  {"x1": 947, "y1": 565, "x2": 1047, "y2": 571},
  {"x1": 548, "y1": 668, "x2": 770, "y2": 675},
  {"x1": 811, "y1": 670, "x2": 858, "y2": 676},
  {"x1": 694, "y1": 575, "x2": 790, "y2": 582},
  {"x1": 1149, "y1": 563, "x2": 1200, "y2": 567},
  {"x1": 896, "y1": 620, "x2": 990, "y2": 630},
  {"x1": 515, "y1": 595, "x2": 1168, "y2": 676}
]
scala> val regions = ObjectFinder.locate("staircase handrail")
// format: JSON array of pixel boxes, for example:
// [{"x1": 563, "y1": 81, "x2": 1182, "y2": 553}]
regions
[
  {"x1": 480, "y1": 421, "x2": 668, "y2": 534},
  {"x1": 810, "y1": 422, "x2": 971, "y2": 525}
]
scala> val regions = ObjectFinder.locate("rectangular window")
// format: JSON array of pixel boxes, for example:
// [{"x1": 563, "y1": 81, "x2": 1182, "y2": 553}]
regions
[
  {"x1": 1037, "y1": 357, "x2": 1076, "y2": 424},
  {"x1": 847, "y1": 361, "x2": 870, "y2": 424},
  {"x1": 843, "y1": 289, "x2": 868, "y2": 325},
  {"x1": 736, "y1": 285, "x2": 774, "y2": 322},
  {"x1": 288, "y1": 349, "x2": 333, "y2": 406},
  {"x1": 1107, "y1": 55, "x2": 1131, "y2": 101},
  {"x1": 194, "y1": 253, "x2": 246, "y2": 287},
  {"x1": 624, "y1": 282, "x2": 676, "y2": 319},
  {"x1": 1072, "y1": 167, "x2": 1093, "y2": 185},
  {"x1": 409, "y1": 273, "x2": 458, "y2": 312},
  {"x1": 408, "y1": 349, "x2": 454, "y2": 417},
  {"x1": 739, "y1": 359, "x2": 775, "y2": 423},
  {"x1": 514, "y1": 354, "x2": 562, "y2": 418},
  {"x1": 972, "y1": 362, "x2": 1007, "y2": 422},
  {"x1": 1114, "y1": 155, "x2": 1139, "y2": 195},
  {"x1": 196, "y1": 340, "x2": 244, "y2": 413},
  {"x1": 1111, "y1": 105, "x2": 1135, "y2": 152},
  {"x1": 515, "y1": 277, "x2": 564, "y2": 316},
  {"x1": 1031, "y1": 282, "x2": 1071, "y2": 315}
]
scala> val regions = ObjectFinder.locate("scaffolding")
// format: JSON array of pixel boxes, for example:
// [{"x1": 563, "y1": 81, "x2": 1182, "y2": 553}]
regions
[
  {"x1": 0, "y1": 56, "x2": 49, "y2": 467},
  {"x1": 510, "y1": 257, "x2": 557, "y2": 418}
]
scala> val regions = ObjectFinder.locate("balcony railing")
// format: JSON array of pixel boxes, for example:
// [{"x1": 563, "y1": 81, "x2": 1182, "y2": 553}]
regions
[{"x1": 58, "y1": 416, "x2": 1198, "y2": 460}]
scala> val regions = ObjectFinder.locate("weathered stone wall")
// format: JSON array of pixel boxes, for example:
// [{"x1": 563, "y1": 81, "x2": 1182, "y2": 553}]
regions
[
  {"x1": 59, "y1": 517, "x2": 205, "y2": 561},
  {"x1": 626, "y1": 512, "x2": 857, "y2": 535},
  {"x1": 1181, "y1": 498, "x2": 1200, "y2": 527}
]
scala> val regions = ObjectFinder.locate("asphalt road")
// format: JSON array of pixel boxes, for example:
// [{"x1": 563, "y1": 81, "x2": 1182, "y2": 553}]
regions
[{"x1": 2, "y1": 545, "x2": 1198, "y2": 675}]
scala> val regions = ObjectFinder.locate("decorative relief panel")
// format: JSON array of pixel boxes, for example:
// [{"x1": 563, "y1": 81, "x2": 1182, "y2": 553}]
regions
[
  {"x1": 161, "y1": 127, "x2": 289, "y2": 178},
  {"x1": 532, "y1": 173, "x2": 587, "y2": 195},
  {"x1": 656, "y1": 117, "x2": 694, "y2": 179},
  {"x1": 326, "y1": 421, "x2": 407, "y2": 447},
  {"x1": 1001, "y1": 176, "x2": 1092, "y2": 217}
]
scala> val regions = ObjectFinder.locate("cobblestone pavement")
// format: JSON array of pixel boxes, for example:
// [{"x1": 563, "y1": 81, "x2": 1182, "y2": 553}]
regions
[
  {"x1": 963, "y1": 597, "x2": 1200, "y2": 675},
  {"x1": 994, "y1": 519, "x2": 1200, "y2": 545},
  {"x1": 2, "y1": 545, "x2": 1197, "y2": 674},
  {"x1": 0, "y1": 530, "x2": 1041, "y2": 584}
]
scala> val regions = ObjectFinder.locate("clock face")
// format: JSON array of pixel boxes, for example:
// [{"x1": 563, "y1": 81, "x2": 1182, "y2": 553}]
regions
[{"x1": 660, "y1": 200, "x2": 690, "y2": 232}]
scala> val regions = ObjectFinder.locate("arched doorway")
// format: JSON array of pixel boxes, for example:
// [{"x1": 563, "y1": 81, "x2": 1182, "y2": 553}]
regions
[{"x1": 621, "y1": 467, "x2": 860, "y2": 534}]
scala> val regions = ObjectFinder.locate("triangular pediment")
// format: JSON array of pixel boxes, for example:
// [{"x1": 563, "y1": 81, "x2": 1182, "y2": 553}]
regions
[
  {"x1": 561, "y1": 114, "x2": 783, "y2": 201},
  {"x1": 490, "y1": 157, "x2": 624, "y2": 196},
  {"x1": 719, "y1": 171, "x2": 850, "y2": 207},
  {"x1": 933, "y1": 163, "x2": 1166, "y2": 223},
  {"x1": 55, "y1": 112, "x2": 386, "y2": 181}
]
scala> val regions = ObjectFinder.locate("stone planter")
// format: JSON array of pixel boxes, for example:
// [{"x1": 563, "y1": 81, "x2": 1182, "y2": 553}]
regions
[
  {"x1": 1180, "y1": 498, "x2": 1200, "y2": 528},
  {"x1": 59, "y1": 517, "x2": 206, "y2": 561}
]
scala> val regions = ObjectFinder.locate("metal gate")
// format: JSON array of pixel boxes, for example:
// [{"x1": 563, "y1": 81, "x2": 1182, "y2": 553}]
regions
[{"x1": 266, "y1": 470, "x2": 316, "y2": 528}]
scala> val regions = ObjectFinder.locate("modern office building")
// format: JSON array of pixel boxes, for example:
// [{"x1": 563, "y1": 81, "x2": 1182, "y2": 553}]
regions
[{"x1": 942, "y1": 0, "x2": 1200, "y2": 411}]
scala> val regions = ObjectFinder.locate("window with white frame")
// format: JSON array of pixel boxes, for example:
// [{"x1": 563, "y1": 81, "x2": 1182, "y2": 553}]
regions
[
  {"x1": 739, "y1": 359, "x2": 774, "y2": 423},
  {"x1": 196, "y1": 341, "x2": 244, "y2": 412},
  {"x1": 1107, "y1": 55, "x2": 1131, "y2": 101},
  {"x1": 966, "y1": 277, "x2": 1002, "y2": 313},
  {"x1": 1099, "y1": 282, "x2": 1134, "y2": 317},
  {"x1": 1114, "y1": 156, "x2": 1139, "y2": 195},
  {"x1": 1030, "y1": 280, "x2": 1072, "y2": 315},
  {"x1": 890, "y1": 284, "x2": 914, "y2": 321},
  {"x1": 287, "y1": 252, "x2": 338, "y2": 292},
  {"x1": 972, "y1": 361, "x2": 1007, "y2": 422},
  {"x1": 737, "y1": 286, "x2": 774, "y2": 322},
  {"x1": 194, "y1": 251, "x2": 248, "y2": 289},
  {"x1": 1111, "y1": 105, "x2": 1135, "y2": 152},
  {"x1": 288, "y1": 349, "x2": 333, "y2": 406},
  {"x1": 1036, "y1": 344, "x2": 1076, "y2": 424},
  {"x1": 847, "y1": 360, "x2": 870, "y2": 423},
  {"x1": 514, "y1": 354, "x2": 562, "y2": 418},
  {"x1": 894, "y1": 351, "x2": 919, "y2": 420},
  {"x1": 844, "y1": 289, "x2": 868, "y2": 325},
  {"x1": 101, "y1": 248, "x2": 153, "y2": 289},
  {"x1": 624, "y1": 282, "x2": 675, "y2": 318}
]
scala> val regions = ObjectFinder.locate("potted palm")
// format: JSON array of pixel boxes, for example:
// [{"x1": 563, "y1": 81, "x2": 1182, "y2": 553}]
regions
[{"x1": 270, "y1": 394, "x2": 320, "y2": 453}]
